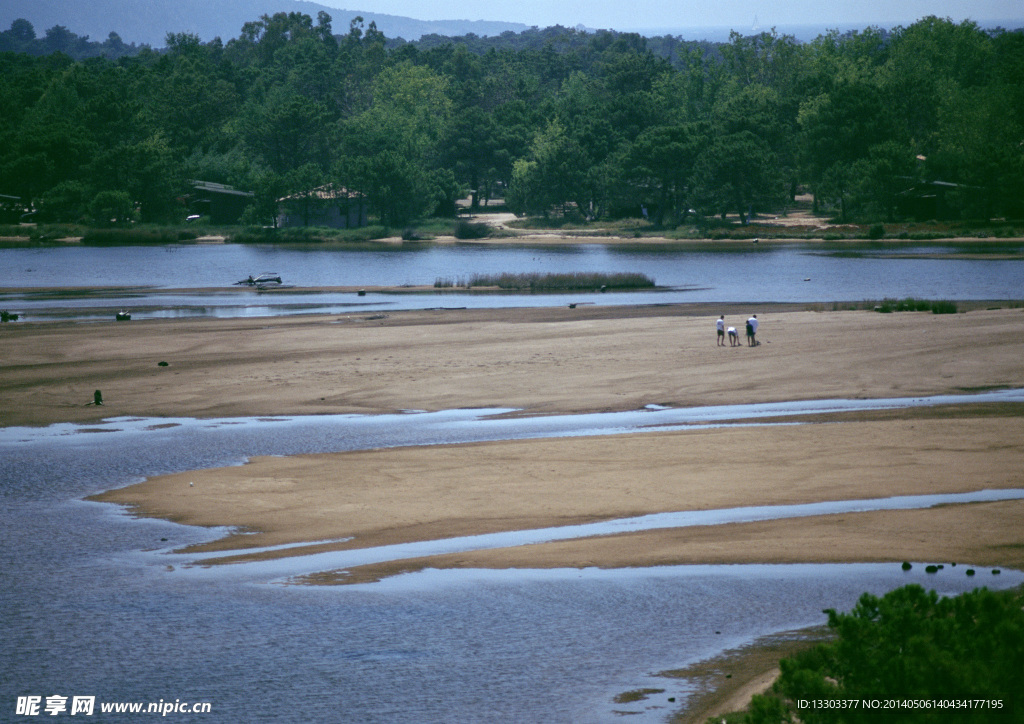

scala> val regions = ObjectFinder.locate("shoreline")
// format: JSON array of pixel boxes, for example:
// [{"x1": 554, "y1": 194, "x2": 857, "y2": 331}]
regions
[
  {"x1": 3, "y1": 231, "x2": 1024, "y2": 249},
  {"x1": 663, "y1": 626, "x2": 833, "y2": 724}
]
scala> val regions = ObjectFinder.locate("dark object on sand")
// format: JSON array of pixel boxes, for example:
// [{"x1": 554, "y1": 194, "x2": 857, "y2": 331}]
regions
[
  {"x1": 93, "y1": 390, "x2": 104, "y2": 406},
  {"x1": 116, "y1": 310, "x2": 131, "y2": 321},
  {"x1": 1, "y1": 310, "x2": 19, "y2": 322},
  {"x1": 158, "y1": 361, "x2": 169, "y2": 367}
]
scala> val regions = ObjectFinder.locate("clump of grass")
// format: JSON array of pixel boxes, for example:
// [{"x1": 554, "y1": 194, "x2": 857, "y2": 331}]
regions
[
  {"x1": 612, "y1": 688, "x2": 665, "y2": 704},
  {"x1": 401, "y1": 227, "x2": 429, "y2": 241},
  {"x1": 463, "y1": 271, "x2": 655, "y2": 291},
  {"x1": 231, "y1": 225, "x2": 388, "y2": 244},
  {"x1": 874, "y1": 297, "x2": 958, "y2": 314}
]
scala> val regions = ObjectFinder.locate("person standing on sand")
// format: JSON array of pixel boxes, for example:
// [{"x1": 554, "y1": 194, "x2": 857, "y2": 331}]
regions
[
  {"x1": 716, "y1": 315, "x2": 725, "y2": 346},
  {"x1": 746, "y1": 314, "x2": 759, "y2": 346}
]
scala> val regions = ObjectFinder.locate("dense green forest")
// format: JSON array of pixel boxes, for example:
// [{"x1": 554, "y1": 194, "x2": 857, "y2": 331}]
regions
[
  {"x1": 1, "y1": 12, "x2": 1022, "y2": 229},
  {"x1": 730, "y1": 584, "x2": 1024, "y2": 724}
]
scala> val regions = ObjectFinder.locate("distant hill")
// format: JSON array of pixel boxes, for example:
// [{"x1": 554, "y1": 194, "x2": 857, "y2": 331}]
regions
[{"x1": 0, "y1": 0, "x2": 530, "y2": 47}]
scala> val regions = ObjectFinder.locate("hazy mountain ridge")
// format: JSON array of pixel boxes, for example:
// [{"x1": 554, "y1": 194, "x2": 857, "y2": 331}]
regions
[{"x1": 0, "y1": 0, "x2": 530, "y2": 47}]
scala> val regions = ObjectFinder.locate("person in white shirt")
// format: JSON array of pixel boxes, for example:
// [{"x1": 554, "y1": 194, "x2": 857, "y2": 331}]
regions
[
  {"x1": 746, "y1": 315, "x2": 759, "y2": 346},
  {"x1": 716, "y1": 315, "x2": 725, "y2": 346},
  {"x1": 727, "y1": 326, "x2": 739, "y2": 346}
]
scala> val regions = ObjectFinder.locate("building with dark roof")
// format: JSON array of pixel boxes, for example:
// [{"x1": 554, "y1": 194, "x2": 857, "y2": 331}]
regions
[{"x1": 276, "y1": 184, "x2": 368, "y2": 229}]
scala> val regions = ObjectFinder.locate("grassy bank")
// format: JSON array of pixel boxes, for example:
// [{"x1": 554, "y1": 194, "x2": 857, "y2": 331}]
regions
[{"x1": 4, "y1": 215, "x2": 1023, "y2": 248}]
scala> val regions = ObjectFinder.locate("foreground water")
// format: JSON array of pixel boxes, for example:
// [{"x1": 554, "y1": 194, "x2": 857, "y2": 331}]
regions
[
  {"x1": 3, "y1": 242, "x2": 1023, "y2": 320},
  {"x1": 3, "y1": 394, "x2": 1023, "y2": 721}
]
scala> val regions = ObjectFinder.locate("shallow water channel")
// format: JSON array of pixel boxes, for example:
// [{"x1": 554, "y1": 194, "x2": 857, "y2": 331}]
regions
[
  {"x1": 3, "y1": 392, "x2": 1023, "y2": 722},
  {"x1": 3, "y1": 242, "x2": 1023, "y2": 321}
]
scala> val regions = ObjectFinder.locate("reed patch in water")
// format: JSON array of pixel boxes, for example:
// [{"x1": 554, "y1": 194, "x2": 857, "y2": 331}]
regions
[
  {"x1": 873, "y1": 298, "x2": 958, "y2": 314},
  {"x1": 434, "y1": 271, "x2": 655, "y2": 291}
]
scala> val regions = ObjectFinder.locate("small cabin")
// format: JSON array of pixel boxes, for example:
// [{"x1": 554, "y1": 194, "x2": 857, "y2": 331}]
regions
[
  {"x1": 188, "y1": 181, "x2": 255, "y2": 224},
  {"x1": 276, "y1": 184, "x2": 368, "y2": 229}
]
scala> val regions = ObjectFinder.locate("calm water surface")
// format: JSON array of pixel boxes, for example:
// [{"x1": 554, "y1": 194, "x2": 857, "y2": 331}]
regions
[
  {"x1": 2, "y1": 243, "x2": 1022, "y2": 320},
  {"x1": 3, "y1": 398, "x2": 1022, "y2": 722}
]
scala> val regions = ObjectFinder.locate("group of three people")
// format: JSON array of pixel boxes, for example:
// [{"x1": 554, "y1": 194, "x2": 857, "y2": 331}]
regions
[{"x1": 716, "y1": 314, "x2": 758, "y2": 347}]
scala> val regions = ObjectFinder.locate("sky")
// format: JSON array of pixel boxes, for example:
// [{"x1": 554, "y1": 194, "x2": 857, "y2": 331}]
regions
[{"x1": 316, "y1": 0, "x2": 1023, "y2": 32}]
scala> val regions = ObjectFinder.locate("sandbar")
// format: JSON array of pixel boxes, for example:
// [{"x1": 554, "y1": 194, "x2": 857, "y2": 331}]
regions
[
  {"x1": 38, "y1": 303, "x2": 1019, "y2": 575},
  {"x1": 4, "y1": 303, "x2": 1022, "y2": 427}
]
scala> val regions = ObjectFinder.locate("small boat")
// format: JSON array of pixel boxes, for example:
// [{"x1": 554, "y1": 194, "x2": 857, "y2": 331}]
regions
[
  {"x1": 115, "y1": 310, "x2": 131, "y2": 321},
  {"x1": 235, "y1": 273, "x2": 282, "y2": 286}
]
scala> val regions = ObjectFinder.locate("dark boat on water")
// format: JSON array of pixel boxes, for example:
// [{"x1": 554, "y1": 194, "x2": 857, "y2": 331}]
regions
[{"x1": 235, "y1": 272, "x2": 283, "y2": 286}]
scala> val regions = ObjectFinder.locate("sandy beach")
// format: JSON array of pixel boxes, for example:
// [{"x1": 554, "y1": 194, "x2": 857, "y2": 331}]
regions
[
  {"x1": 4, "y1": 301, "x2": 1023, "y2": 426},
  {"x1": 6, "y1": 301, "x2": 1024, "y2": 720}
]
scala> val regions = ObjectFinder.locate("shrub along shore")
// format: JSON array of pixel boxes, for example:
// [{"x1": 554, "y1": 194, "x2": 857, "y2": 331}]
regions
[{"x1": 2, "y1": 216, "x2": 1024, "y2": 249}]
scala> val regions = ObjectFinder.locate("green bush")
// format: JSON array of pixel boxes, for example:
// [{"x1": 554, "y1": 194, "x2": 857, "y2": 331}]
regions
[
  {"x1": 88, "y1": 190, "x2": 133, "y2": 226},
  {"x1": 453, "y1": 220, "x2": 491, "y2": 239},
  {"x1": 736, "y1": 585, "x2": 1024, "y2": 723}
]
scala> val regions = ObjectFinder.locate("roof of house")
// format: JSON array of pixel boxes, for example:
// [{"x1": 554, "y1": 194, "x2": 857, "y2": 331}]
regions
[
  {"x1": 190, "y1": 180, "x2": 254, "y2": 198},
  {"x1": 276, "y1": 184, "x2": 365, "y2": 203}
]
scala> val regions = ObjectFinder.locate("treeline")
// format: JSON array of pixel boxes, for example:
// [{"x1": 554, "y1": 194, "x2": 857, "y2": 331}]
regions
[
  {"x1": 1, "y1": 12, "x2": 1022, "y2": 229},
  {"x1": 0, "y1": 18, "x2": 144, "y2": 59}
]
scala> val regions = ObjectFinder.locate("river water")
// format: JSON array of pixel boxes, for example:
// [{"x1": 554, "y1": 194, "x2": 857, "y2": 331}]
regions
[
  {"x1": 4, "y1": 243, "x2": 1023, "y2": 721},
  {"x1": 3, "y1": 395, "x2": 1023, "y2": 722},
  {"x1": 2, "y1": 242, "x2": 1022, "y2": 321}
]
